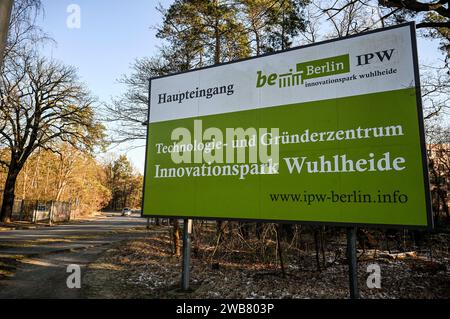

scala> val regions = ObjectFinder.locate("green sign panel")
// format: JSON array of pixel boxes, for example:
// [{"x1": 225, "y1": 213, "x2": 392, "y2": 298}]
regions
[{"x1": 142, "y1": 23, "x2": 432, "y2": 229}]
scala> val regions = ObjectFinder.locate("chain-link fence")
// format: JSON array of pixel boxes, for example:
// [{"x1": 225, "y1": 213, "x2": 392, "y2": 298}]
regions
[{"x1": 11, "y1": 199, "x2": 72, "y2": 223}]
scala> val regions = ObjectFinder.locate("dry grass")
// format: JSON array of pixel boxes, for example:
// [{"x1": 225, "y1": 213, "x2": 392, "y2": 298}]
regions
[{"x1": 83, "y1": 226, "x2": 450, "y2": 299}]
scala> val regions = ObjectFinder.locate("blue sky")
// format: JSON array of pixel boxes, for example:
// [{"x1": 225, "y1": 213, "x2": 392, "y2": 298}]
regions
[
  {"x1": 38, "y1": 0, "x2": 173, "y2": 173},
  {"x1": 37, "y1": 0, "x2": 445, "y2": 173}
]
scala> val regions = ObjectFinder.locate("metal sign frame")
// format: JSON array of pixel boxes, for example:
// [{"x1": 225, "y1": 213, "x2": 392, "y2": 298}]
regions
[{"x1": 141, "y1": 22, "x2": 433, "y2": 230}]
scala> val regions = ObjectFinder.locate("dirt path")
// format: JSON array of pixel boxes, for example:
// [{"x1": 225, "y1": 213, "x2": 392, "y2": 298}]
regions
[
  {"x1": 0, "y1": 245, "x2": 109, "y2": 299},
  {"x1": 0, "y1": 212, "x2": 150, "y2": 299}
]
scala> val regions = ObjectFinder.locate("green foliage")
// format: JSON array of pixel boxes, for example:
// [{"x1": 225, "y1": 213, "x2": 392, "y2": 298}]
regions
[
  {"x1": 104, "y1": 155, "x2": 142, "y2": 210},
  {"x1": 156, "y1": 0, "x2": 309, "y2": 65},
  {"x1": 157, "y1": 0, "x2": 251, "y2": 66},
  {"x1": 259, "y1": 0, "x2": 309, "y2": 52}
]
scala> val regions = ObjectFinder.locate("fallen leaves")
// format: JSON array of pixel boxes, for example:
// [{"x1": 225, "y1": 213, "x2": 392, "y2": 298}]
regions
[{"x1": 83, "y1": 230, "x2": 450, "y2": 299}]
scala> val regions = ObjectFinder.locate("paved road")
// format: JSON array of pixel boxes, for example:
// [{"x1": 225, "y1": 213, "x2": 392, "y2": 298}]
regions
[{"x1": 0, "y1": 212, "x2": 150, "y2": 299}]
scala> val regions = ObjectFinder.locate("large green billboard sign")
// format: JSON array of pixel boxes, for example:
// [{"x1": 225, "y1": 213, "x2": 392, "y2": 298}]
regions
[{"x1": 142, "y1": 23, "x2": 432, "y2": 228}]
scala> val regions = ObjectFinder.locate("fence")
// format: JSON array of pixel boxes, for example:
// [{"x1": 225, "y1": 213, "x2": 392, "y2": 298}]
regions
[{"x1": 11, "y1": 199, "x2": 72, "y2": 223}]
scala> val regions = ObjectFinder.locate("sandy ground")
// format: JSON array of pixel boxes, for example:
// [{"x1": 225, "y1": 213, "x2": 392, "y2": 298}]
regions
[{"x1": 0, "y1": 212, "x2": 148, "y2": 298}]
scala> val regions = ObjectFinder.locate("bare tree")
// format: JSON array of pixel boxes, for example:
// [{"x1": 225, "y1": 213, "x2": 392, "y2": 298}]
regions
[
  {"x1": 3, "y1": 0, "x2": 48, "y2": 60},
  {"x1": 378, "y1": 0, "x2": 449, "y2": 28},
  {"x1": 0, "y1": 50, "x2": 105, "y2": 222},
  {"x1": 103, "y1": 57, "x2": 162, "y2": 143},
  {"x1": 303, "y1": 1, "x2": 449, "y2": 123},
  {"x1": 420, "y1": 64, "x2": 450, "y2": 121},
  {"x1": 426, "y1": 124, "x2": 450, "y2": 222},
  {"x1": 321, "y1": 0, "x2": 449, "y2": 58},
  {"x1": 322, "y1": 0, "x2": 448, "y2": 27}
]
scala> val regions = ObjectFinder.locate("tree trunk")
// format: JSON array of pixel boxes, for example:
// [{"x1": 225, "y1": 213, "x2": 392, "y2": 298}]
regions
[
  {"x1": 275, "y1": 225, "x2": 286, "y2": 278},
  {"x1": 320, "y1": 227, "x2": 326, "y2": 266},
  {"x1": 172, "y1": 219, "x2": 181, "y2": 256},
  {"x1": 280, "y1": 223, "x2": 294, "y2": 241},
  {"x1": 281, "y1": 5, "x2": 286, "y2": 50},
  {"x1": 314, "y1": 229, "x2": 321, "y2": 271},
  {"x1": 440, "y1": 190, "x2": 449, "y2": 218},
  {"x1": 255, "y1": 222, "x2": 263, "y2": 239},
  {"x1": 214, "y1": 19, "x2": 220, "y2": 64},
  {"x1": 255, "y1": 30, "x2": 260, "y2": 56},
  {"x1": 44, "y1": 162, "x2": 49, "y2": 198},
  {"x1": 239, "y1": 222, "x2": 251, "y2": 240},
  {"x1": 0, "y1": 169, "x2": 19, "y2": 223},
  {"x1": 216, "y1": 220, "x2": 223, "y2": 243},
  {"x1": 22, "y1": 165, "x2": 29, "y2": 200}
]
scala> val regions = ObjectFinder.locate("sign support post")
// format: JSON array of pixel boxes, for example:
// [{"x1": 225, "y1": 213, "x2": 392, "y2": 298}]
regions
[
  {"x1": 347, "y1": 227, "x2": 360, "y2": 299},
  {"x1": 181, "y1": 218, "x2": 193, "y2": 291}
]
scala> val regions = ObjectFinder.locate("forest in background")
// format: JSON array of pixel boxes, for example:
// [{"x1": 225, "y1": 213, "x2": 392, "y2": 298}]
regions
[
  {"x1": 0, "y1": 148, "x2": 143, "y2": 216},
  {"x1": 0, "y1": 0, "x2": 449, "y2": 253}
]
